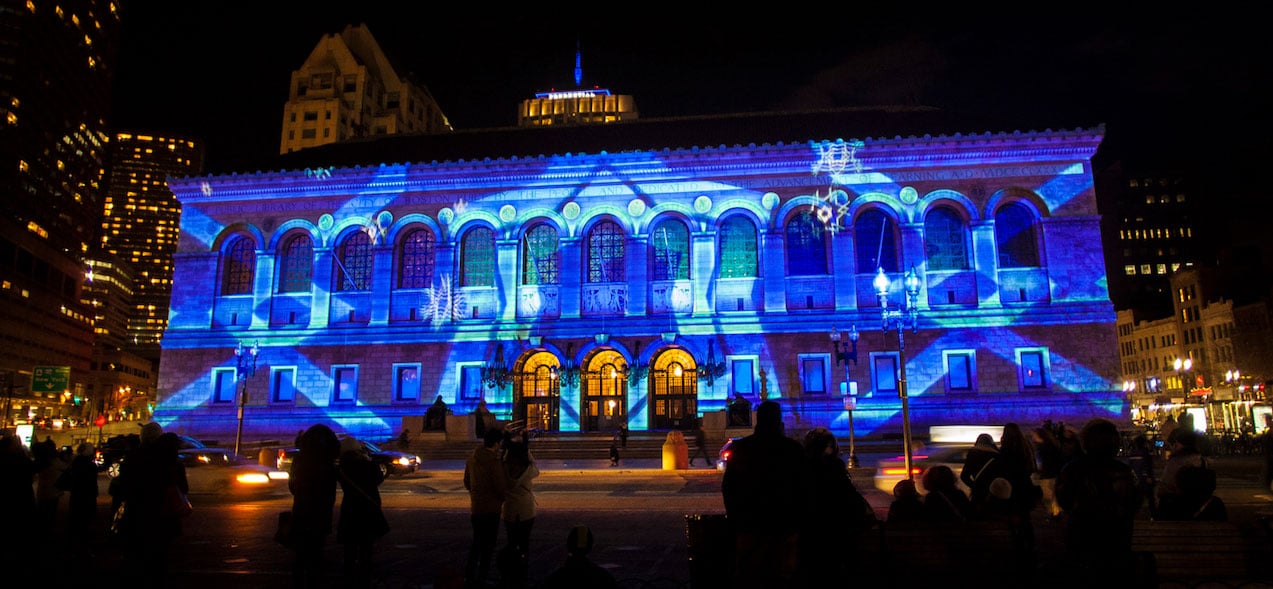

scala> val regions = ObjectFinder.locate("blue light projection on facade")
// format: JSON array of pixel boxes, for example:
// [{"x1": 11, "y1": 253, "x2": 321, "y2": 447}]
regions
[{"x1": 157, "y1": 127, "x2": 1124, "y2": 445}]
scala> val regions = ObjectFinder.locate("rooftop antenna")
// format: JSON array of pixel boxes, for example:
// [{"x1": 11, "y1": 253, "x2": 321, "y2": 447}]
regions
[{"x1": 574, "y1": 39, "x2": 582, "y2": 87}]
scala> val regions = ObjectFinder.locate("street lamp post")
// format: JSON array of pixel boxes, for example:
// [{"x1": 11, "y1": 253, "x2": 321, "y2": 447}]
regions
[
  {"x1": 233, "y1": 341, "x2": 259, "y2": 457},
  {"x1": 1174, "y1": 357, "x2": 1193, "y2": 395},
  {"x1": 874, "y1": 266, "x2": 922, "y2": 482},
  {"x1": 830, "y1": 324, "x2": 860, "y2": 467}
]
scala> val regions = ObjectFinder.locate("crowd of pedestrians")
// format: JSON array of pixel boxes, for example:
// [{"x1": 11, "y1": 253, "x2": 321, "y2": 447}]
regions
[{"x1": 2, "y1": 401, "x2": 1268, "y2": 589}]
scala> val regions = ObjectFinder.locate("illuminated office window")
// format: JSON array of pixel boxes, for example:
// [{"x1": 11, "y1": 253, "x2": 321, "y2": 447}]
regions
[
  {"x1": 1141, "y1": 264, "x2": 1152, "y2": 274},
  {"x1": 1125, "y1": 265, "x2": 1136, "y2": 276},
  {"x1": 586, "y1": 221, "x2": 625, "y2": 283},
  {"x1": 787, "y1": 210, "x2": 829, "y2": 275},
  {"x1": 718, "y1": 215, "x2": 758, "y2": 278},
  {"x1": 1157, "y1": 264, "x2": 1167, "y2": 275},
  {"x1": 461, "y1": 226, "x2": 495, "y2": 287},
  {"x1": 278, "y1": 233, "x2": 313, "y2": 293},
  {"x1": 651, "y1": 219, "x2": 689, "y2": 280},
  {"x1": 522, "y1": 223, "x2": 560, "y2": 285},
  {"x1": 336, "y1": 231, "x2": 372, "y2": 291},
  {"x1": 397, "y1": 228, "x2": 435, "y2": 289},
  {"x1": 924, "y1": 205, "x2": 969, "y2": 271},
  {"x1": 854, "y1": 208, "x2": 898, "y2": 273},
  {"x1": 994, "y1": 202, "x2": 1040, "y2": 268},
  {"x1": 220, "y1": 235, "x2": 255, "y2": 295}
]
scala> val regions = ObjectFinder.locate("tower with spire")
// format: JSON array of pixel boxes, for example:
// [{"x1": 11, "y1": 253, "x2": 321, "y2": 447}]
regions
[{"x1": 517, "y1": 40, "x2": 638, "y2": 127}]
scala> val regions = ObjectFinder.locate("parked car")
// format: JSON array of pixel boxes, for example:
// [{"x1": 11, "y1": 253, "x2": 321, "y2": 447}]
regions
[
  {"x1": 276, "y1": 439, "x2": 420, "y2": 477},
  {"x1": 872, "y1": 444, "x2": 972, "y2": 495}
]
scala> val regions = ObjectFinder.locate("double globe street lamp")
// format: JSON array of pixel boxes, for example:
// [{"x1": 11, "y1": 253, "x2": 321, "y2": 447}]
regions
[
  {"x1": 874, "y1": 266, "x2": 922, "y2": 481},
  {"x1": 234, "y1": 341, "x2": 259, "y2": 457},
  {"x1": 830, "y1": 324, "x2": 860, "y2": 467}
]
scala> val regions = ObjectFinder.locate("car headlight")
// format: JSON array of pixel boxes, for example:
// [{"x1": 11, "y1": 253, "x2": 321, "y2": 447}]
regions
[
  {"x1": 395, "y1": 457, "x2": 409, "y2": 467},
  {"x1": 267, "y1": 470, "x2": 289, "y2": 480},
  {"x1": 235, "y1": 472, "x2": 271, "y2": 485}
]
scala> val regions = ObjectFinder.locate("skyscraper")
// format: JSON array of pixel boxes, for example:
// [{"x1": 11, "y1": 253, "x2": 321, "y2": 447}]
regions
[
  {"x1": 101, "y1": 132, "x2": 205, "y2": 360},
  {"x1": 0, "y1": 0, "x2": 120, "y2": 424},
  {"x1": 279, "y1": 23, "x2": 451, "y2": 155}
]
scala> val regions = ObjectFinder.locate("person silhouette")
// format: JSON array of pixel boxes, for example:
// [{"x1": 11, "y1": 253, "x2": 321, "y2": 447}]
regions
[
  {"x1": 289, "y1": 424, "x2": 341, "y2": 589},
  {"x1": 540, "y1": 525, "x2": 618, "y2": 589},
  {"x1": 1055, "y1": 418, "x2": 1144, "y2": 584},
  {"x1": 721, "y1": 400, "x2": 808, "y2": 588},
  {"x1": 464, "y1": 427, "x2": 508, "y2": 589}
]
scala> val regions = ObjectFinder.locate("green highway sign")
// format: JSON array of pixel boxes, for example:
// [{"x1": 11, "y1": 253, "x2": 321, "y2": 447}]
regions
[{"x1": 32, "y1": 365, "x2": 70, "y2": 393}]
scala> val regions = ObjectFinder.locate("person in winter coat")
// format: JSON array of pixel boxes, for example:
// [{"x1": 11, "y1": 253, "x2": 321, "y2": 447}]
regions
[
  {"x1": 464, "y1": 426, "x2": 509, "y2": 589},
  {"x1": 117, "y1": 429, "x2": 189, "y2": 589},
  {"x1": 721, "y1": 400, "x2": 810, "y2": 589},
  {"x1": 498, "y1": 432, "x2": 539, "y2": 588},
  {"x1": 65, "y1": 442, "x2": 100, "y2": 561},
  {"x1": 337, "y1": 437, "x2": 389, "y2": 584},
  {"x1": 961, "y1": 433, "x2": 1001, "y2": 505},
  {"x1": 1055, "y1": 418, "x2": 1144, "y2": 585},
  {"x1": 799, "y1": 427, "x2": 875, "y2": 586},
  {"x1": 921, "y1": 465, "x2": 971, "y2": 523},
  {"x1": 289, "y1": 424, "x2": 341, "y2": 589}
]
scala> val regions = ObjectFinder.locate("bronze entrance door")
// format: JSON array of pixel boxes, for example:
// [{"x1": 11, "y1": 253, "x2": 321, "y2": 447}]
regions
[
  {"x1": 581, "y1": 349, "x2": 627, "y2": 432},
  {"x1": 513, "y1": 354, "x2": 560, "y2": 432},
  {"x1": 651, "y1": 349, "x2": 698, "y2": 430}
]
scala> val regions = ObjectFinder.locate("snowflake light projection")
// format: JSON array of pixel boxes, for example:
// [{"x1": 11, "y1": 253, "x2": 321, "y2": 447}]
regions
[
  {"x1": 809, "y1": 139, "x2": 865, "y2": 234},
  {"x1": 422, "y1": 274, "x2": 467, "y2": 326}
]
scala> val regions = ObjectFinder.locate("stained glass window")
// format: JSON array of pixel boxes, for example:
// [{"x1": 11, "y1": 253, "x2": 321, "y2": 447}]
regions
[
  {"x1": 279, "y1": 233, "x2": 313, "y2": 293},
  {"x1": 336, "y1": 231, "x2": 372, "y2": 291},
  {"x1": 786, "y1": 210, "x2": 828, "y2": 275},
  {"x1": 586, "y1": 221, "x2": 625, "y2": 283},
  {"x1": 397, "y1": 228, "x2": 435, "y2": 289},
  {"x1": 522, "y1": 223, "x2": 560, "y2": 285},
  {"x1": 719, "y1": 216, "x2": 758, "y2": 278},
  {"x1": 461, "y1": 226, "x2": 495, "y2": 287},
  {"x1": 221, "y1": 236, "x2": 255, "y2": 295},
  {"x1": 651, "y1": 219, "x2": 689, "y2": 280}
]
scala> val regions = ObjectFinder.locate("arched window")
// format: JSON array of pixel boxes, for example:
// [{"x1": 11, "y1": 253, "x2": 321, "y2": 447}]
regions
[
  {"x1": 397, "y1": 227, "x2": 435, "y2": 289},
  {"x1": 995, "y1": 202, "x2": 1041, "y2": 268},
  {"x1": 586, "y1": 220, "x2": 625, "y2": 283},
  {"x1": 651, "y1": 219, "x2": 689, "y2": 280},
  {"x1": 854, "y1": 208, "x2": 898, "y2": 273},
  {"x1": 335, "y1": 231, "x2": 373, "y2": 291},
  {"x1": 785, "y1": 209, "x2": 828, "y2": 276},
  {"x1": 719, "y1": 216, "x2": 758, "y2": 278},
  {"x1": 461, "y1": 226, "x2": 495, "y2": 287},
  {"x1": 278, "y1": 233, "x2": 314, "y2": 293},
  {"x1": 220, "y1": 235, "x2": 256, "y2": 295},
  {"x1": 924, "y1": 206, "x2": 969, "y2": 271},
  {"x1": 522, "y1": 223, "x2": 559, "y2": 285}
]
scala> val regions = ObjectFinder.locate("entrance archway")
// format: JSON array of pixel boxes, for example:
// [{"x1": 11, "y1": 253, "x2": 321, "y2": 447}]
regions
[
  {"x1": 512, "y1": 351, "x2": 560, "y2": 432},
  {"x1": 580, "y1": 348, "x2": 627, "y2": 432},
  {"x1": 651, "y1": 348, "x2": 699, "y2": 430}
]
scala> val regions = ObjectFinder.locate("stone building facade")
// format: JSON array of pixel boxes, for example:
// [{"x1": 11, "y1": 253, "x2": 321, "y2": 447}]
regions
[{"x1": 157, "y1": 116, "x2": 1124, "y2": 443}]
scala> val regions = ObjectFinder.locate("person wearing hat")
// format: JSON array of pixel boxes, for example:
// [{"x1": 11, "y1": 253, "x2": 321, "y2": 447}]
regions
[
  {"x1": 540, "y1": 525, "x2": 618, "y2": 589},
  {"x1": 336, "y1": 436, "x2": 389, "y2": 583}
]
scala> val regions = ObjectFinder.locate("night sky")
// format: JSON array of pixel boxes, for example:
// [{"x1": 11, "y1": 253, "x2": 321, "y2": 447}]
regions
[{"x1": 110, "y1": 6, "x2": 1269, "y2": 196}]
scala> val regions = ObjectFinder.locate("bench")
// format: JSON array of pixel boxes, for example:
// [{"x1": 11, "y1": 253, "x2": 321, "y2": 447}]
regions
[{"x1": 1132, "y1": 520, "x2": 1260, "y2": 585}]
